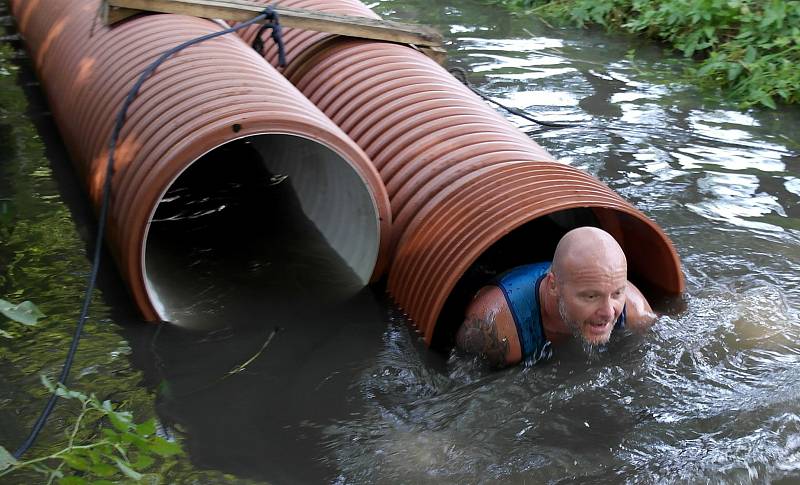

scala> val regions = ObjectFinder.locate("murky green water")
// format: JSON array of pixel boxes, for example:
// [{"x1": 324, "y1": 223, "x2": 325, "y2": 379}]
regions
[{"x1": 2, "y1": 0, "x2": 800, "y2": 483}]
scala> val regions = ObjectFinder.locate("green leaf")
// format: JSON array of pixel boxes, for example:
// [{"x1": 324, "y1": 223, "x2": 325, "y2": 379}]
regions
[
  {"x1": 0, "y1": 329, "x2": 13, "y2": 339},
  {"x1": 86, "y1": 447, "x2": 102, "y2": 465},
  {"x1": 0, "y1": 445, "x2": 18, "y2": 471},
  {"x1": 108, "y1": 413, "x2": 131, "y2": 433},
  {"x1": 728, "y1": 62, "x2": 743, "y2": 81},
  {"x1": 136, "y1": 418, "x2": 156, "y2": 437},
  {"x1": 0, "y1": 299, "x2": 45, "y2": 325},
  {"x1": 132, "y1": 454, "x2": 154, "y2": 469},
  {"x1": 56, "y1": 386, "x2": 88, "y2": 400},
  {"x1": 103, "y1": 399, "x2": 116, "y2": 410},
  {"x1": 112, "y1": 457, "x2": 143, "y2": 481},
  {"x1": 744, "y1": 45, "x2": 758, "y2": 63},
  {"x1": 58, "y1": 477, "x2": 88, "y2": 485},
  {"x1": 88, "y1": 462, "x2": 116, "y2": 477},
  {"x1": 101, "y1": 428, "x2": 119, "y2": 441},
  {"x1": 62, "y1": 454, "x2": 91, "y2": 471},
  {"x1": 41, "y1": 374, "x2": 56, "y2": 392},
  {"x1": 40, "y1": 375, "x2": 87, "y2": 401},
  {"x1": 760, "y1": 94, "x2": 777, "y2": 109},
  {"x1": 148, "y1": 437, "x2": 181, "y2": 457},
  {"x1": 123, "y1": 432, "x2": 149, "y2": 450}
]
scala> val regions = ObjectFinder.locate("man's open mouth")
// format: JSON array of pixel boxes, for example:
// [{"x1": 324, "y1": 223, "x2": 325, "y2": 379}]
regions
[{"x1": 586, "y1": 320, "x2": 612, "y2": 335}]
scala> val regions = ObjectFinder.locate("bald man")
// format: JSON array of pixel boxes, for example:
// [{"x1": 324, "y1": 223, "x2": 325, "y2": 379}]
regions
[{"x1": 456, "y1": 227, "x2": 655, "y2": 367}]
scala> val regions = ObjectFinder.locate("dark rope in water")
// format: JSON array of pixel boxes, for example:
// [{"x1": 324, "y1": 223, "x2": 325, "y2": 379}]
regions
[
  {"x1": 448, "y1": 66, "x2": 578, "y2": 129},
  {"x1": 13, "y1": 7, "x2": 284, "y2": 459}
]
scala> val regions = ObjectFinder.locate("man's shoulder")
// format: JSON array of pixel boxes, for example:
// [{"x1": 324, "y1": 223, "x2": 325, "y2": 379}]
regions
[
  {"x1": 457, "y1": 286, "x2": 523, "y2": 366},
  {"x1": 624, "y1": 281, "x2": 656, "y2": 329}
]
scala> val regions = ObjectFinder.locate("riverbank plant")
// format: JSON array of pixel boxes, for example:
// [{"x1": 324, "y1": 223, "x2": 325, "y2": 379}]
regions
[
  {"x1": 0, "y1": 377, "x2": 182, "y2": 484},
  {"x1": 497, "y1": 0, "x2": 800, "y2": 108},
  {"x1": 1, "y1": 302, "x2": 183, "y2": 483}
]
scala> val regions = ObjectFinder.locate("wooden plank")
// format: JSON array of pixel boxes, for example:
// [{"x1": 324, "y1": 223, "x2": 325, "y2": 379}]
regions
[
  {"x1": 418, "y1": 46, "x2": 447, "y2": 65},
  {"x1": 104, "y1": 0, "x2": 443, "y2": 47},
  {"x1": 102, "y1": 4, "x2": 142, "y2": 24}
]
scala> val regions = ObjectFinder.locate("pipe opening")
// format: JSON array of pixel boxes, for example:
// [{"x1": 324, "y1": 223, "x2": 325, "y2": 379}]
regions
[
  {"x1": 431, "y1": 208, "x2": 603, "y2": 350},
  {"x1": 431, "y1": 206, "x2": 680, "y2": 350},
  {"x1": 143, "y1": 135, "x2": 380, "y2": 329}
]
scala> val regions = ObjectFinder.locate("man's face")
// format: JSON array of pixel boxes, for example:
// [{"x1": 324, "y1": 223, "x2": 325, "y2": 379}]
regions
[{"x1": 554, "y1": 264, "x2": 627, "y2": 346}]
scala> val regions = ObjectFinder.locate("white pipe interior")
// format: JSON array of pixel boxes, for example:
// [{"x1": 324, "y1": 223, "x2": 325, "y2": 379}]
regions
[{"x1": 142, "y1": 134, "x2": 380, "y2": 328}]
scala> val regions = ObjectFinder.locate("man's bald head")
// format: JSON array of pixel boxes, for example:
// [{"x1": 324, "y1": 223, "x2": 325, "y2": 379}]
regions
[{"x1": 550, "y1": 227, "x2": 627, "y2": 285}]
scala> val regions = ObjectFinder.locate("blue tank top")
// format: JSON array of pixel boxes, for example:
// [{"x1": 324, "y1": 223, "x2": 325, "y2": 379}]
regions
[{"x1": 493, "y1": 262, "x2": 626, "y2": 362}]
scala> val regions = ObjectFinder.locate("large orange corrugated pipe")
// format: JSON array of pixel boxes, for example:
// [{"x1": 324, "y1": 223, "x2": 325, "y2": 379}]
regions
[
  {"x1": 10, "y1": 0, "x2": 392, "y2": 326},
  {"x1": 238, "y1": 0, "x2": 685, "y2": 347}
]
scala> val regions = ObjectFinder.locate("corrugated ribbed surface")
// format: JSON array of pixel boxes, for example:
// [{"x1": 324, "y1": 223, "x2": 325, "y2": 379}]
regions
[
  {"x1": 285, "y1": 39, "x2": 557, "y2": 270},
  {"x1": 233, "y1": 0, "x2": 379, "y2": 68},
  {"x1": 244, "y1": 0, "x2": 684, "y2": 342},
  {"x1": 387, "y1": 161, "x2": 684, "y2": 342},
  {"x1": 286, "y1": 39, "x2": 684, "y2": 343},
  {"x1": 11, "y1": 0, "x2": 391, "y2": 321}
]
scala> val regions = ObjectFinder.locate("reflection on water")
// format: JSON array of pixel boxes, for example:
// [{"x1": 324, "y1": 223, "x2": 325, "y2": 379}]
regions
[
  {"x1": 319, "y1": 287, "x2": 800, "y2": 483},
  {"x1": 121, "y1": 287, "x2": 388, "y2": 484},
  {"x1": 687, "y1": 171, "x2": 789, "y2": 233},
  {"x1": 2, "y1": 0, "x2": 800, "y2": 482}
]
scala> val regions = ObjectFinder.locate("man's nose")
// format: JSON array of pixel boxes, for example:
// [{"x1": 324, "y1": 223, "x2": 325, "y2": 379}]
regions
[{"x1": 597, "y1": 297, "x2": 615, "y2": 320}]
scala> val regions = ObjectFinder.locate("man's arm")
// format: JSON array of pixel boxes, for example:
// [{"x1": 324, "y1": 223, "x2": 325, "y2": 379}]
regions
[
  {"x1": 455, "y1": 286, "x2": 522, "y2": 367},
  {"x1": 625, "y1": 281, "x2": 657, "y2": 330},
  {"x1": 455, "y1": 311, "x2": 510, "y2": 367}
]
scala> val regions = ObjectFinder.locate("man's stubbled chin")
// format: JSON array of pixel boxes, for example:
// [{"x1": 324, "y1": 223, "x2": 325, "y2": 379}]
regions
[{"x1": 558, "y1": 298, "x2": 613, "y2": 351}]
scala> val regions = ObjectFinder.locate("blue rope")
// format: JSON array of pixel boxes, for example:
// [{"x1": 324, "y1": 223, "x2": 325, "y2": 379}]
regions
[
  {"x1": 13, "y1": 7, "x2": 282, "y2": 459},
  {"x1": 251, "y1": 6, "x2": 286, "y2": 67}
]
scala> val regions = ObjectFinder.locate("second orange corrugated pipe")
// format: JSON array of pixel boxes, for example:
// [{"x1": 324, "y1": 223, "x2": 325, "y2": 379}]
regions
[{"x1": 236, "y1": 0, "x2": 685, "y2": 346}]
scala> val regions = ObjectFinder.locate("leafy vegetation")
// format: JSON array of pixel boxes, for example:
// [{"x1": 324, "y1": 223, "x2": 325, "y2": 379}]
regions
[
  {"x1": 1, "y1": 299, "x2": 45, "y2": 335},
  {"x1": 1, "y1": 306, "x2": 184, "y2": 483},
  {"x1": 0, "y1": 21, "x2": 241, "y2": 484},
  {"x1": 496, "y1": 0, "x2": 800, "y2": 108},
  {"x1": 0, "y1": 378, "x2": 182, "y2": 484}
]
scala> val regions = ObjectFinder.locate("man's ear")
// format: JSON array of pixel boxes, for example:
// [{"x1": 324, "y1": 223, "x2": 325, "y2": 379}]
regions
[{"x1": 546, "y1": 272, "x2": 559, "y2": 297}]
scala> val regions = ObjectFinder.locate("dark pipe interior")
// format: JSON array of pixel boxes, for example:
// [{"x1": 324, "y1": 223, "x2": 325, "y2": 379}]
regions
[{"x1": 144, "y1": 139, "x2": 363, "y2": 330}]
